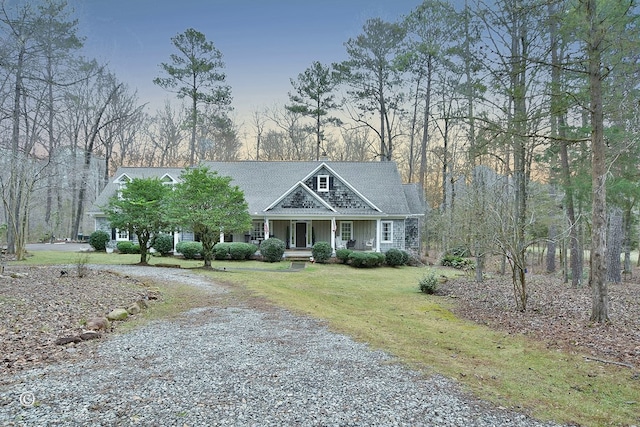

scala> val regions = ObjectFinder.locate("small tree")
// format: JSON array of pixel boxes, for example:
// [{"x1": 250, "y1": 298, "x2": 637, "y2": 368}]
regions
[
  {"x1": 170, "y1": 166, "x2": 252, "y2": 268},
  {"x1": 104, "y1": 178, "x2": 172, "y2": 264}
]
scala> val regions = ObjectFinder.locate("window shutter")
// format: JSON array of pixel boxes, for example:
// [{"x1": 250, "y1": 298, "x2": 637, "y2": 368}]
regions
[
  {"x1": 311, "y1": 178, "x2": 317, "y2": 190},
  {"x1": 329, "y1": 177, "x2": 334, "y2": 190}
]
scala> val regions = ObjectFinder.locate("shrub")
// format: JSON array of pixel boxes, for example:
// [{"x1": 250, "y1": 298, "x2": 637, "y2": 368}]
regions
[
  {"x1": 116, "y1": 241, "x2": 140, "y2": 254},
  {"x1": 312, "y1": 241, "x2": 332, "y2": 263},
  {"x1": 89, "y1": 230, "x2": 110, "y2": 252},
  {"x1": 384, "y1": 248, "x2": 405, "y2": 267},
  {"x1": 229, "y1": 242, "x2": 257, "y2": 260},
  {"x1": 441, "y1": 254, "x2": 475, "y2": 270},
  {"x1": 176, "y1": 241, "x2": 202, "y2": 259},
  {"x1": 400, "y1": 250, "x2": 410, "y2": 265},
  {"x1": 447, "y1": 245, "x2": 470, "y2": 257},
  {"x1": 260, "y1": 237, "x2": 285, "y2": 262},
  {"x1": 335, "y1": 248, "x2": 353, "y2": 264},
  {"x1": 419, "y1": 270, "x2": 438, "y2": 294},
  {"x1": 214, "y1": 242, "x2": 231, "y2": 260},
  {"x1": 152, "y1": 234, "x2": 174, "y2": 256},
  {"x1": 348, "y1": 251, "x2": 385, "y2": 268},
  {"x1": 244, "y1": 243, "x2": 259, "y2": 259}
]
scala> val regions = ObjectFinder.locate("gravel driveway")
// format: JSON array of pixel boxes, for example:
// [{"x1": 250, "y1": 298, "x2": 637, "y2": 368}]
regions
[{"x1": 0, "y1": 266, "x2": 561, "y2": 426}]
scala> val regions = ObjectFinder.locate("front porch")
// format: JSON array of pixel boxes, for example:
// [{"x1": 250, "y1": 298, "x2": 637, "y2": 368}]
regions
[{"x1": 263, "y1": 218, "x2": 380, "y2": 252}]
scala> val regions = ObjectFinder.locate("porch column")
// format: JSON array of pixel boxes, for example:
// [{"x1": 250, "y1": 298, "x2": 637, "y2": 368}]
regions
[
  {"x1": 376, "y1": 219, "x2": 381, "y2": 252},
  {"x1": 331, "y1": 217, "x2": 337, "y2": 253},
  {"x1": 264, "y1": 218, "x2": 270, "y2": 240},
  {"x1": 220, "y1": 231, "x2": 225, "y2": 243},
  {"x1": 173, "y1": 231, "x2": 180, "y2": 251}
]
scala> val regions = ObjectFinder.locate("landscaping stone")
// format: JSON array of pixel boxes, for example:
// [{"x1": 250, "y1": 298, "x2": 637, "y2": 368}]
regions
[{"x1": 106, "y1": 308, "x2": 128, "y2": 321}]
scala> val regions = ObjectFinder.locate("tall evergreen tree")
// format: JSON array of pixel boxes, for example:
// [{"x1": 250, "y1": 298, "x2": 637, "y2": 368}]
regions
[{"x1": 154, "y1": 28, "x2": 232, "y2": 166}]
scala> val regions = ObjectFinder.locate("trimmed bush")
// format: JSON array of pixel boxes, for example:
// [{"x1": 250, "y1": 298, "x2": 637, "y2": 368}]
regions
[
  {"x1": 312, "y1": 241, "x2": 332, "y2": 263},
  {"x1": 384, "y1": 248, "x2": 405, "y2": 267},
  {"x1": 245, "y1": 243, "x2": 259, "y2": 259},
  {"x1": 89, "y1": 230, "x2": 110, "y2": 252},
  {"x1": 152, "y1": 234, "x2": 174, "y2": 256},
  {"x1": 229, "y1": 242, "x2": 258, "y2": 260},
  {"x1": 335, "y1": 248, "x2": 353, "y2": 264},
  {"x1": 348, "y1": 251, "x2": 385, "y2": 268},
  {"x1": 214, "y1": 242, "x2": 231, "y2": 260},
  {"x1": 419, "y1": 270, "x2": 438, "y2": 294},
  {"x1": 260, "y1": 238, "x2": 285, "y2": 262},
  {"x1": 116, "y1": 241, "x2": 140, "y2": 254},
  {"x1": 176, "y1": 241, "x2": 202, "y2": 259}
]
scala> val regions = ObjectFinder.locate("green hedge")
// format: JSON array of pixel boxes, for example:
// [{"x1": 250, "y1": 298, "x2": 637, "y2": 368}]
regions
[
  {"x1": 230, "y1": 242, "x2": 258, "y2": 260},
  {"x1": 348, "y1": 251, "x2": 385, "y2": 268},
  {"x1": 152, "y1": 234, "x2": 174, "y2": 256},
  {"x1": 384, "y1": 248, "x2": 405, "y2": 267},
  {"x1": 335, "y1": 248, "x2": 353, "y2": 264},
  {"x1": 213, "y1": 242, "x2": 231, "y2": 260},
  {"x1": 311, "y1": 241, "x2": 332, "y2": 263},
  {"x1": 213, "y1": 242, "x2": 258, "y2": 260},
  {"x1": 116, "y1": 241, "x2": 140, "y2": 254},
  {"x1": 260, "y1": 238, "x2": 285, "y2": 262},
  {"x1": 176, "y1": 241, "x2": 203, "y2": 259}
]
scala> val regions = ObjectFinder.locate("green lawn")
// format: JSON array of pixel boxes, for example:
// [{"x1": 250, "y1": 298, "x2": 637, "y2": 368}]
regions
[{"x1": 10, "y1": 252, "x2": 639, "y2": 426}]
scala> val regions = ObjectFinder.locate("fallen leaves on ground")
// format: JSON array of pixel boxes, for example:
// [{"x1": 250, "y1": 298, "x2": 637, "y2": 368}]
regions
[
  {"x1": 0, "y1": 265, "x2": 148, "y2": 376},
  {"x1": 439, "y1": 270, "x2": 640, "y2": 369}
]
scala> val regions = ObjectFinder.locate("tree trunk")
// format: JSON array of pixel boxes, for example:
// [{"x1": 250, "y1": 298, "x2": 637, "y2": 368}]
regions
[
  {"x1": 419, "y1": 56, "x2": 432, "y2": 190},
  {"x1": 546, "y1": 224, "x2": 557, "y2": 273},
  {"x1": 606, "y1": 208, "x2": 622, "y2": 284},
  {"x1": 586, "y1": 0, "x2": 609, "y2": 323},
  {"x1": 622, "y1": 207, "x2": 632, "y2": 277}
]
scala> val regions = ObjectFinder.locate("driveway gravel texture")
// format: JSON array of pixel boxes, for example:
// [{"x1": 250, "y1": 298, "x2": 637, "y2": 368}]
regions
[{"x1": 1, "y1": 265, "x2": 562, "y2": 426}]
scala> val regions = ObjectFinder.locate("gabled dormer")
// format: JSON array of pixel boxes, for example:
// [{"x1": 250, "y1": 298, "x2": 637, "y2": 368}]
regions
[
  {"x1": 160, "y1": 173, "x2": 177, "y2": 186},
  {"x1": 265, "y1": 182, "x2": 336, "y2": 213},
  {"x1": 114, "y1": 173, "x2": 131, "y2": 199},
  {"x1": 301, "y1": 163, "x2": 381, "y2": 212},
  {"x1": 114, "y1": 173, "x2": 131, "y2": 185}
]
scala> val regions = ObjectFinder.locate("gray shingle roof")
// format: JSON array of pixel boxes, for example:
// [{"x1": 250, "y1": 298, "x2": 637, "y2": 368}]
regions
[{"x1": 90, "y1": 161, "x2": 424, "y2": 218}]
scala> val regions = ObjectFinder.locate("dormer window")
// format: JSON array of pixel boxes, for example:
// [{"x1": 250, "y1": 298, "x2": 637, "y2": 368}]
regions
[
  {"x1": 115, "y1": 174, "x2": 131, "y2": 199},
  {"x1": 160, "y1": 174, "x2": 176, "y2": 186},
  {"x1": 317, "y1": 175, "x2": 329, "y2": 192}
]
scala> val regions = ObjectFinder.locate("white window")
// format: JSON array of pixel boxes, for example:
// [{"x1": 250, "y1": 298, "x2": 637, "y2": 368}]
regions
[
  {"x1": 381, "y1": 221, "x2": 393, "y2": 243},
  {"x1": 116, "y1": 229, "x2": 129, "y2": 241},
  {"x1": 317, "y1": 175, "x2": 329, "y2": 192},
  {"x1": 251, "y1": 221, "x2": 265, "y2": 240},
  {"x1": 340, "y1": 221, "x2": 352, "y2": 241}
]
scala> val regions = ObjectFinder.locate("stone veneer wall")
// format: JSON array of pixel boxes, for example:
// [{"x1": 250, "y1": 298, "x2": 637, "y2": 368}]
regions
[{"x1": 404, "y1": 217, "x2": 421, "y2": 253}]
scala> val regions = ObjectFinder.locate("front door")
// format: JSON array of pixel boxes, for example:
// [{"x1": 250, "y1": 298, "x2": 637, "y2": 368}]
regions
[{"x1": 295, "y1": 222, "x2": 307, "y2": 248}]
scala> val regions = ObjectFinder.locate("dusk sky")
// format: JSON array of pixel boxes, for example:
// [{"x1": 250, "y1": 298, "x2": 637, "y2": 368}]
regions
[{"x1": 75, "y1": 0, "x2": 430, "y2": 125}]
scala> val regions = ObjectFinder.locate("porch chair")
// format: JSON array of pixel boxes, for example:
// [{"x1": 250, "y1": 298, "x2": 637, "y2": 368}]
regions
[
  {"x1": 346, "y1": 239, "x2": 356, "y2": 249},
  {"x1": 365, "y1": 238, "x2": 375, "y2": 250},
  {"x1": 336, "y1": 238, "x2": 346, "y2": 249}
]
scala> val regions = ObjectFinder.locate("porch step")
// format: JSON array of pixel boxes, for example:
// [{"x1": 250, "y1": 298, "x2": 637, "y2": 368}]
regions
[{"x1": 284, "y1": 250, "x2": 312, "y2": 262}]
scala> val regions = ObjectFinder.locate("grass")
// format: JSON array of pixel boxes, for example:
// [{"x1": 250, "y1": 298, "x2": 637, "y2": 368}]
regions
[
  {"x1": 200, "y1": 263, "x2": 639, "y2": 427},
  {"x1": 10, "y1": 252, "x2": 640, "y2": 426}
]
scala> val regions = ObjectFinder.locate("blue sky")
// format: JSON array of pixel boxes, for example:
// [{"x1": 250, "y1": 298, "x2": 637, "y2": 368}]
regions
[{"x1": 76, "y1": 0, "x2": 427, "y2": 124}]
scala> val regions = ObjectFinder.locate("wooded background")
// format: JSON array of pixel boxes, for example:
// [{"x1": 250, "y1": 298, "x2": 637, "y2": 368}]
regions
[{"x1": 1, "y1": 0, "x2": 638, "y2": 320}]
